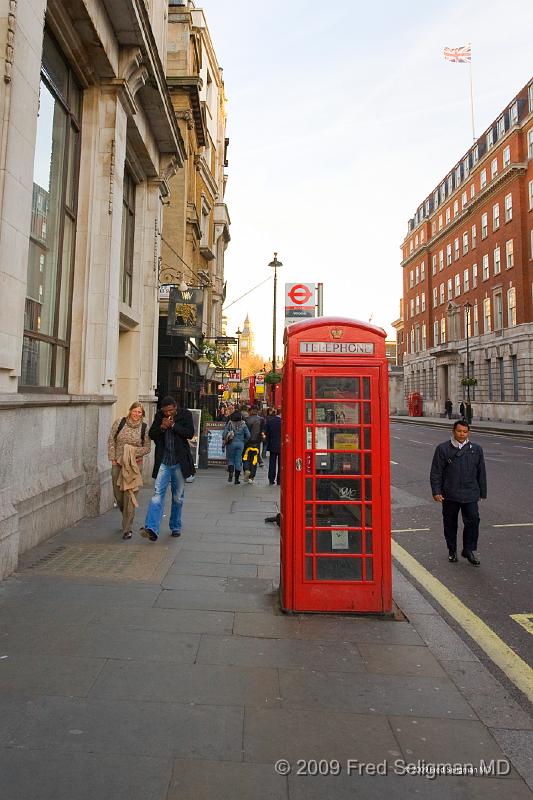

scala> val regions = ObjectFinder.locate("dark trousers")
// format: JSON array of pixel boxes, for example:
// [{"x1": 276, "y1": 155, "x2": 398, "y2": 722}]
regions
[
  {"x1": 442, "y1": 500, "x2": 480, "y2": 552},
  {"x1": 268, "y1": 452, "x2": 281, "y2": 485}
]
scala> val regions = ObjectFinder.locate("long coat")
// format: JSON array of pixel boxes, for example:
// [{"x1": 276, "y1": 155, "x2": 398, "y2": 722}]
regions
[
  {"x1": 430, "y1": 440, "x2": 487, "y2": 503},
  {"x1": 149, "y1": 408, "x2": 195, "y2": 479},
  {"x1": 265, "y1": 414, "x2": 282, "y2": 454}
]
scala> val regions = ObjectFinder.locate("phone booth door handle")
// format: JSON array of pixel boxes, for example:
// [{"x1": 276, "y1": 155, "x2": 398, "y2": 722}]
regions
[{"x1": 295, "y1": 458, "x2": 302, "y2": 472}]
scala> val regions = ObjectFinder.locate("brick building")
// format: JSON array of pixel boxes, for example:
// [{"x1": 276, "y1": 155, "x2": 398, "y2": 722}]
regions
[{"x1": 400, "y1": 78, "x2": 533, "y2": 422}]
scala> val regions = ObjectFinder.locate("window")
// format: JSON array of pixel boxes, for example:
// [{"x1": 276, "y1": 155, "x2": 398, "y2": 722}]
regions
[
  {"x1": 425, "y1": 199, "x2": 430, "y2": 216},
  {"x1": 454, "y1": 274, "x2": 461, "y2": 297},
  {"x1": 415, "y1": 295, "x2": 420, "y2": 315},
  {"x1": 463, "y1": 231, "x2": 468, "y2": 254},
  {"x1": 454, "y1": 238, "x2": 460, "y2": 260},
  {"x1": 445, "y1": 207, "x2": 451, "y2": 224},
  {"x1": 439, "y1": 250, "x2": 444, "y2": 271},
  {"x1": 439, "y1": 283, "x2": 445, "y2": 304},
  {"x1": 433, "y1": 287, "x2": 438, "y2": 308},
  {"x1": 504, "y1": 193, "x2": 512, "y2": 222},
  {"x1": 493, "y1": 291, "x2": 503, "y2": 330},
  {"x1": 455, "y1": 165, "x2": 461, "y2": 186},
  {"x1": 483, "y1": 297, "x2": 491, "y2": 332},
  {"x1": 470, "y1": 183, "x2": 475, "y2": 199},
  {"x1": 492, "y1": 202, "x2": 500, "y2": 230},
  {"x1": 432, "y1": 221, "x2": 437, "y2": 236},
  {"x1": 506, "y1": 239, "x2": 514, "y2": 268},
  {"x1": 464, "y1": 306, "x2": 471, "y2": 337},
  {"x1": 432, "y1": 254, "x2": 437, "y2": 275},
  {"x1": 447, "y1": 278, "x2": 453, "y2": 300},
  {"x1": 494, "y1": 245, "x2": 501, "y2": 275},
  {"x1": 446, "y1": 243, "x2": 452, "y2": 265},
  {"x1": 487, "y1": 359, "x2": 493, "y2": 400},
  {"x1": 453, "y1": 199, "x2": 459, "y2": 217},
  {"x1": 472, "y1": 144, "x2": 479, "y2": 164},
  {"x1": 486, "y1": 129, "x2": 494, "y2": 150},
  {"x1": 410, "y1": 240, "x2": 414, "y2": 253},
  {"x1": 463, "y1": 155, "x2": 470, "y2": 176},
  {"x1": 409, "y1": 270, "x2": 414, "y2": 287},
  {"x1": 512, "y1": 355, "x2": 519, "y2": 401},
  {"x1": 473, "y1": 302, "x2": 479, "y2": 335},
  {"x1": 529, "y1": 180, "x2": 533, "y2": 210},
  {"x1": 472, "y1": 263, "x2": 478, "y2": 287},
  {"x1": 438, "y1": 214, "x2": 443, "y2": 231},
  {"x1": 498, "y1": 357, "x2": 505, "y2": 400},
  {"x1": 421, "y1": 230, "x2": 425, "y2": 243},
  {"x1": 421, "y1": 292, "x2": 426, "y2": 312},
  {"x1": 529, "y1": 83, "x2": 533, "y2": 113},
  {"x1": 507, "y1": 287, "x2": 516, "y2": 326},
  {"x1": 440, "y1": 317, "x2": 446, "y2": 343},
  {"x1": 482, "y1": 254, "x2": 489, "y2": 280},
  {"x1": 120, "y1": 168, "x2": 136, "y2": 306},
  {"x1": 421, "y1": 323, "x2": 426, "y2": 351},
  {"x1": 415, "y1": 234, "x2": 419, "y2": 247},
  {"x1": 433, "y1": 320, "x2": 439, "y2": 346},
  {"x1": 462, "y1": 190, "x2": 468, "y2": 209},
  {"x1": 415, "y1": 326, "x2": 420, "y2": 353},
  {"x1": 21, "y1": 31, "x2": 81, "y2": 389},
  {"x1": 490, "y1": 158, "x2": 498, "y2": 179},
  {"x1": 410, "y1": 328, "x2": 415, "y2": 353},
  {"x1": 496, "y1": 116, "x2": 505, "y2": 139},
  {"x1": 528, "y1": 128, "x2": 533, "y2": 159},
  {"x1": 471, "y1": 224, "x2": 477, "y2": 248},
  {"x1": 415, "y1": 265, "x2": 419, "y2": 284},
  {"x1": 509, "y1": 102, "x2": 518, "y2": 126},
  {"x1": 440, "y1": 183, "x2": 446, "y2": 203},
  {"x1": 410, "y1": 298, "x2": 415, "y2": 317},
  {"x1": 480, "y1": 169, "x2": 487, "y2": 189},
  {"x1": 447, "y1": 175, "x2": 453, "y2": 194},
  {"x1": 503, "y1": 145, "x2": 511, "y2": 168},
  {"x1": 481, "y1": 213, "x2": 488, "y2": 238},
  {"x1": 434, "y1": 189, "x2": 439, "y2": 209},
  {"x1": 420, "y1": 261, "x2": 425, "y2": 281},
  {"x1": 463, "y1": 268, "x2": 469, "y2": 292}
]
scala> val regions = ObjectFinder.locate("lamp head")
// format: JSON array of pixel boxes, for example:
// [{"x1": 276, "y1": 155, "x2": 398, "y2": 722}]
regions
[{"x1": 268, "y1": 251, "x2": 283, "y2": 269}]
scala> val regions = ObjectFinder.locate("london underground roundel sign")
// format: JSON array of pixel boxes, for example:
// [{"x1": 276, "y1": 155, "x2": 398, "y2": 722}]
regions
[{"x1": 288, "y1": 284, "x2": 312, "y2": 305}]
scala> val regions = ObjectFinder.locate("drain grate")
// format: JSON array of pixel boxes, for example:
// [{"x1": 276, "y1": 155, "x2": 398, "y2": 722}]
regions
[{"x1": 23, "y1": 543, "x2": 170, "y2": 581}]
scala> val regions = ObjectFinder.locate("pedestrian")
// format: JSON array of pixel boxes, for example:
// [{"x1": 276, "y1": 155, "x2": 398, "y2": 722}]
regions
[
  {"x1": 108, "y1": 402, "x2": 151, "y2": 539},
  {"x1": 216, "y1": 403, "x2": 226, "y2": 421},
  {"x1": 430, "y1": 420, "x2": 487, "y2": 566},
  {"x1": 465, "y1": 401, "x2": 473, "y2": 426},
  {"x1": 265, "y1": 407, "x2": 282, "y2": 486},
  {"x1": 444, "y1": 398, "x2": 453, "y2": 419},
  {"x1": 140, "y1": 396, "x2": 194, "y2": 542},
  {"x1": 223, "y1": 409, "x2": 250, "y2": 484},
  {"x1": 242, "y1": 405, "x2": 263, "y2": 483},
  {"x1": 459, "y1": 401, "x2": 465, "y2": 419}
]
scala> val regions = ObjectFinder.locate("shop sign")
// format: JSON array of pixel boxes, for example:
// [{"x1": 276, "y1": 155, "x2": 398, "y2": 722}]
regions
[{"x1": 167, "y1": 287, "x2": 203, "y2": 337}]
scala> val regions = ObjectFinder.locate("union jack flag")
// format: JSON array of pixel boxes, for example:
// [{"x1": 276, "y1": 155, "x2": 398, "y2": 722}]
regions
[{"x1": 444, "y1": 44, "x2": 472, "y2": 63}]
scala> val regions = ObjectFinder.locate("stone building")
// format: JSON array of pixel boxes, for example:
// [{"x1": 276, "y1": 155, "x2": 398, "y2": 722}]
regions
[
  {"x1": 157, "y1": 1, "x2": 230, "y2": 410},
  {"x1": 400, "y1": 78, "x2": 533, "y2": 422},
  {"x1": 0, "y1": 0, "x2": 186, "y2": 579}
]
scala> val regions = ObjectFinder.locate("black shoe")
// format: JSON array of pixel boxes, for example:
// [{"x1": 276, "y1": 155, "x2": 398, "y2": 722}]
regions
[
  {"x1": 234, "y1": 470, "x2": 240, "y2": 485},
  {"x1": 141, "y1": 527, "x2": 158, "y2": 542},
  {"x1": 448, "y1": 551, "x2": 458, "y2": 562},
  {"x1": 461, "y1": 549, "x2": 480, "y2": 566},
  {"x1": 269, "y1": 481, "x2": 274, "y2": 486},
  {"x1": 171, "y1": 530, "x2": 181, "y2": 537}
]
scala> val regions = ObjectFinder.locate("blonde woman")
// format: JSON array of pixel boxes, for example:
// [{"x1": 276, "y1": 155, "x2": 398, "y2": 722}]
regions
[{"x1": 108, "y1": 402, "x2": 151, "y2": 539}]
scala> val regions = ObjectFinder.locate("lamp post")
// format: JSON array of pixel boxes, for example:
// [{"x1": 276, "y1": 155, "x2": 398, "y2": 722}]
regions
[
  {"x1": 235, "y1": 327, "x2": 242, "y2": 402},
  {"x1": 464, "y1": 302, "x2": 472, "y2": 417},
  {"x1": 268, "y1": 252, "x2": 283, "y2": 374}
]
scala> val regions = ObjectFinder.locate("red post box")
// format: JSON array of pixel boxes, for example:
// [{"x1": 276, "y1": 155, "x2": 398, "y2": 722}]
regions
[{"x1": 280, "y1": 317, "x2": 392, "y2": 614}]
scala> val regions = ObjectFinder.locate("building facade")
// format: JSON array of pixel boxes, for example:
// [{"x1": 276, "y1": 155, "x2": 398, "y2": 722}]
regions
[
  {"x1": 0, "y1": 0, "x2": 186, "y2": 579},
  {"x1": 157, "y1": 1, "x2": 230, "y2": 411},
  {"x1": 401, "y1": 79, "x2": 533, "y2": 422}
]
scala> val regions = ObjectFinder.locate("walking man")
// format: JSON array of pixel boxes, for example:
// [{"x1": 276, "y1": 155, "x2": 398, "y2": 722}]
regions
[
  {"x1": 430, "y1": 420, "x2": 487, "y2": 565},
  {"x1": 444, "y1": 398, "x2": 453, "y2": 419},
  {"x1": 265, "y1": 407, "x2": 282, "y2": 486},
  {"x1": 140, "y1": 396, "x2": 194, "y2": 541}
]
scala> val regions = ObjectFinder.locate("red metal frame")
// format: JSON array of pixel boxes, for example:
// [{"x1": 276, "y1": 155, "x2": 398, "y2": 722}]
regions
[{"x1": 280, "y1": 317, "x2": 392, "y2": 613}]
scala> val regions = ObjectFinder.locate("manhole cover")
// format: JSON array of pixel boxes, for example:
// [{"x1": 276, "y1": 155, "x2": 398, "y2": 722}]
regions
[{"x1": 22, "y1": 543, "x2": 173, "y2": 582}]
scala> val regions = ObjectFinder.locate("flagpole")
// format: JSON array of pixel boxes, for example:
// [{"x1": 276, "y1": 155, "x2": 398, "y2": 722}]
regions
[{"x1": 468, "y1": 52, "x2": 476, "y2": 142}]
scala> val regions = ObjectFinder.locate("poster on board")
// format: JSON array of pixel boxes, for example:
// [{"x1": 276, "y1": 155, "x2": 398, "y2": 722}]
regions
[
  {"x1": 187, "y1": 408, "x2": 202, "y2": 468},
  {"x1": 204, "y1": 421, "x2": 227, "y2": 465}
]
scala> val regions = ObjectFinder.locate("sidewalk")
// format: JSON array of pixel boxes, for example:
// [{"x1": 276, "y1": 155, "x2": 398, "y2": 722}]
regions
[
  {"x1": 391, "y1": 414, "x2": 533, "y2": 438},
  {"x1": 1, "y1": 466, "x2": 532, "y2": 799}
]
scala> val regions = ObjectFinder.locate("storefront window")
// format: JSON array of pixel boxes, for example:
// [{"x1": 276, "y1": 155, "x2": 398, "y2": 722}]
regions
[{"x1": 21, "y1": 31, "x2": 81, "y2": 388}]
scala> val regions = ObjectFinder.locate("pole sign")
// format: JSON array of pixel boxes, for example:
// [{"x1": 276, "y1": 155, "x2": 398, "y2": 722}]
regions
[
  {"x1": 167, "y1": 287, "x2": 203, "y2": 338},
  {"x1": 226, "y1": 369, "x2": 241, "y2": 382},
  {"x1": 285, "y1": 283, "x2": 316, "y2": 327}
]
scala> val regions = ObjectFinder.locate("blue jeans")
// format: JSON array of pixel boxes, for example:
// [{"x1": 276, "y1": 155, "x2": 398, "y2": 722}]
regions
[{"x1": 144, "y1": 463, "x2": 185, "y2": 534}]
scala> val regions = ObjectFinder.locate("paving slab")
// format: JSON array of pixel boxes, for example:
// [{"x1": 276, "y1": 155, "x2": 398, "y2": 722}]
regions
[
  {"x1": 178, "y1": 551, "x2": 233, "y2": 564},
  {"x1": 0, "y1": 749, "x2": 173, "y2": 800},
  {"x1": 167, "y1": 758, "x2": 288, "y2": 800},
  {"x1": 407, "y1": 613, "x2": 480, "y2": 662},
  {"x1": 166, "y1": 561, "x2": 258, "y2": 578},
  {"x1": 156, "y1": 588, "x2": 273, "y2": 613},
  {"x1": 197, "y1": 635, "x2": 366, "y2": 673},
  {"x1": 357, "y1": 643, "x2": 448, "y2": 678},
  {"x1": 244, "y1": 706, "x2": 401, "y2": 764},
  {"x1": 5, "y1": 695, "x2": 244, "y2": 761},
  {"x1": 89, "y1": 659, "x2": 280, "y2": 707},
  {"x1": 89, "y1": 606, "x2": 235, "y2": 635},
  {"x1": 225, "y1": 576, "x2": 274, "y2": 594},
  {"x1": 279, "y1": 669, "x2": 476, "y2": 718},
  {"x1": 231, "y1": 553, "x2": 281, "y2": 566},
  {"x1": 161, "y1": 574, "x2": 228, "y2": 592},
  {"x1": 183, "y1": 542, "x2": 265, "y2": 554},
  {"x1": 0, "y1": 654, "x2": 105, "y2": 697},
  {"x1": 491, "y1": 729, "x2": 533, "y2": 791}
]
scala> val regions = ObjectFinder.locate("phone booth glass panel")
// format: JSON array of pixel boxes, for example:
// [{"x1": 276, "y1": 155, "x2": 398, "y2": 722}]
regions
[{"x1": 281, "y1": 318, "x2": 391, "y2": 614}]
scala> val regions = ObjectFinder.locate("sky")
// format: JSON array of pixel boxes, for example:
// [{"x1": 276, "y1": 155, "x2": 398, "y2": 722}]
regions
[{"x1": 200, "y1": 0, "x2": 533, "y2": 362}]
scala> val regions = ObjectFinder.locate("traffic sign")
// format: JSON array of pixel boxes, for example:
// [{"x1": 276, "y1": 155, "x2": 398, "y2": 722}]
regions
[{"x1": 285, "y1": 282, "x2": 316, "y2": 327}]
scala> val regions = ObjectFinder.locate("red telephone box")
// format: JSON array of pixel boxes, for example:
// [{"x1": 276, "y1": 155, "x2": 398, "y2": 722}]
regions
[{"x1": 280, "y1": 317, "x2": 392, "y2": 614}]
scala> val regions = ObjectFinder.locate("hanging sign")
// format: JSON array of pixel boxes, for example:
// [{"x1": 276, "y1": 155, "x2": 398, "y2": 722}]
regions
[{"x1": 167, "y1": 287, "x2": 203, "y2": 337}]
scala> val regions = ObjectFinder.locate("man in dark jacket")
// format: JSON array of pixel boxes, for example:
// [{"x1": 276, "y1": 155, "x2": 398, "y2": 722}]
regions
[
  {"x1": 430, "y1": 420, "x2": 487, "y2": 565},
  {"x1": 265, "y1": 408, "x2": 282, "y2": 486},
  {"x1": 140, "y1": 396, "x2": 194, "y2": 541}
]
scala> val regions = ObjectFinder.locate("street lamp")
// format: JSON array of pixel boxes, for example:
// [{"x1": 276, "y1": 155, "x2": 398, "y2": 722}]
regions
[
  {"x1": 464, "y1": 301, "x2": 472, "y2": 419},
  {"x1": 235, "y1": 327, "x2": 243, "y2": 401},
  {"x1": 268, "y1": 252, "x2": 283, "y2": 373}
]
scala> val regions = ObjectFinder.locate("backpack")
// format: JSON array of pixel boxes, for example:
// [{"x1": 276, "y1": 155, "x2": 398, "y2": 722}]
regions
[
  {"x1": 114, "y1": 417, "x2": 147, "y2": 444},
  {"x1": 223, "y1": 422, "x2": 235, "y2": 445}
]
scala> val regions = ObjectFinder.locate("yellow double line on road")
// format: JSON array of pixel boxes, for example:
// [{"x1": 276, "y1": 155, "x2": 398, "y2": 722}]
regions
[{"x1": 392, "y1": 541, "x2": 533, "y2": 704}]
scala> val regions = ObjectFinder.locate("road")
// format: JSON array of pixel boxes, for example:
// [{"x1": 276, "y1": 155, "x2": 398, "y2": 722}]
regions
[{"x1": 389, "y1": 421, "x2": 533, "y2": 706}]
